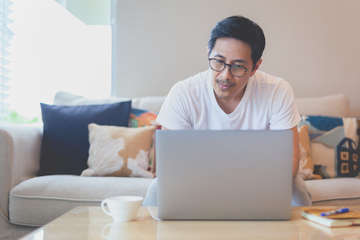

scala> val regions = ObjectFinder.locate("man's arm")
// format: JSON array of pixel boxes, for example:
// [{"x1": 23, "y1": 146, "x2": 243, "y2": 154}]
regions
[{"x1": 291, "y1": 126, "x2": 299, "y2": 178}]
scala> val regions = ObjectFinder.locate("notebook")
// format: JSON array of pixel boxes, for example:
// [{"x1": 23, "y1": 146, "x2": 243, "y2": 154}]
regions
[
  {"x1": 301, "y1": 207, "x2": 360, "y2": 227},
  {"x1": 156, "y1": 129, "x2": 293, "y2": 220}
]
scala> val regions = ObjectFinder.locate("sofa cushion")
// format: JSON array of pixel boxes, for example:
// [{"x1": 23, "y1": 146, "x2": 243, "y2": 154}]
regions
[
  {"x1": 54, "y1": 91, "x2": 166, "y2": 114},
  {"x1": 81, "y1": 124, "x2": 156, "y2": 178},
  {"x1": 300, "y1": 116, "x2": 359, "y2": 178},
  {"x1": 39, "y1": 101, "x2": 131, "y2": 176},
  {"x1": 129, "y1": 108, "x2": 158, "y2": 128},
  {"x1": 9, "y1": 175, "x2": 153, "y2": 226},
  {"x1": 55, "y1": 91, "x2": 349, "y2": 117},
  {"x1": 295, "y1": 94, "x2": 350, "y2": 117},
  {"x1": 131, "y1": 97, "x2": 165, "y2": 114},
  {"x1": 53, "y1": 91, "x2": 130, "y2": 106},
  {"x1": 305, "y1": 178, "x2": 360, "y2": 202}
]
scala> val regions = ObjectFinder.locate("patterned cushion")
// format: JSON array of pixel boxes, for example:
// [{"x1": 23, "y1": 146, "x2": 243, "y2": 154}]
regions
[
  {"x1": 81, "y1": 124, "x2": 156, "y2": 178},
  {"x1": 300, "y1": 115, "x2": 359, "y2": 178},
  {"x1": 129, "y1": 108, "x2": 157, "y2": 128}
]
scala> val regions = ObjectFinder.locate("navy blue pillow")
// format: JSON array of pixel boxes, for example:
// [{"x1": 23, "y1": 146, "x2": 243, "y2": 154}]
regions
[{"x1": 38, "y1": 101, "x2": 131, "y2": 176}]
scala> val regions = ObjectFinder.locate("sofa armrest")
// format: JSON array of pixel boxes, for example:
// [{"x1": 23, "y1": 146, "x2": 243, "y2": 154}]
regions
[{"x1": 0, "y1": 123, "x2": 42, "y2": 219}]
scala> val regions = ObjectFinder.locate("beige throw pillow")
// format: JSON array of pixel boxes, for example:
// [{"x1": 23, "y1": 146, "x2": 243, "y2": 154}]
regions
[{"x1": 81, "y1": 123, "x2": 156, "y2": 178}]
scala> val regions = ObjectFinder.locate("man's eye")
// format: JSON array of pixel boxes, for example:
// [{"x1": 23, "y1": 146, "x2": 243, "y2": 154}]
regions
[{"x1": 232, "y1": 64, "x2": 245, "y2": 69}]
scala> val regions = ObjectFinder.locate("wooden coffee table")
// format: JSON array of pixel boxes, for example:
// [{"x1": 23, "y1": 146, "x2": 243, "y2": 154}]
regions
[{"x1": 21, "y1": 206, "x2": 360, "y2": 239}]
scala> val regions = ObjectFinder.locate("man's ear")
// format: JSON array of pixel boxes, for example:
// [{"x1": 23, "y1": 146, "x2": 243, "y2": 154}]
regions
[{"x1": 249, "y1": 59, "x2": 262, "y2": 77}]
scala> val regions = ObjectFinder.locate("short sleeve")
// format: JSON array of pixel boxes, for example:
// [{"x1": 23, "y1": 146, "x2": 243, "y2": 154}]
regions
[
  {"x1": 156, "y1": 82, "x2": 192, "y2": 129},
  {"x1": 269, "y1": 80, "x2": 301, "y2": 130}
]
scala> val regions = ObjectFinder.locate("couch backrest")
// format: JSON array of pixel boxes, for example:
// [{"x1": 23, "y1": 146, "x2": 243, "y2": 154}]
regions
[
  {"x1": 54, "y1": 91, "x2": 165, "y2": 114},
  {"x1": 132, "y1": 96, "x2": 165, "y2": 114},
  {"x1": 54, "y1": 91, "x2": 350, "y2": 117},
  {"x1": 296, "y1": 94, "x2": 350, "y2": 117}
]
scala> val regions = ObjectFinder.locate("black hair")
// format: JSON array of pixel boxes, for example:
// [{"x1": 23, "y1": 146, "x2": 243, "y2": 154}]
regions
[{"x1": 208, "y1": 16, "x2": 265, "y2": 69}]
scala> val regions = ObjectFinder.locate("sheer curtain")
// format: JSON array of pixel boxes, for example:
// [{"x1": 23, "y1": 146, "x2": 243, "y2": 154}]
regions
[{"x1": 0, "y1": 0, "x2": 13, "y2": 120}]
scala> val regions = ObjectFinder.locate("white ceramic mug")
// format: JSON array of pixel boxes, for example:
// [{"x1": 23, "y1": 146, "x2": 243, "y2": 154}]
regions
[{"x1": 101, "y1": 196, "x2": 143, "y2": 222}]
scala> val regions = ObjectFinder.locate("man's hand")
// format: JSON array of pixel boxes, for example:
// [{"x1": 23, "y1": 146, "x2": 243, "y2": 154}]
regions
[{"x1": 291, "y1": 126, "x2": 299, "y2": 178}]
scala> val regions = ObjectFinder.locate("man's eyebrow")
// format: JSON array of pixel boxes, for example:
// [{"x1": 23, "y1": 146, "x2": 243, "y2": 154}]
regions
[
  {"x1": 232, "y1": 59, "x2": 248, "y2": 64},
  {"x1": 213, "y1": 54, "x2": 225, "y2": 58}
]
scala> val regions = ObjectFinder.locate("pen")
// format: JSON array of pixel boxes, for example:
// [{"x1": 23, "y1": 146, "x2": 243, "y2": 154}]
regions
[{"x1": 320, "y1": 207, "x2": 350, "y2": 217}]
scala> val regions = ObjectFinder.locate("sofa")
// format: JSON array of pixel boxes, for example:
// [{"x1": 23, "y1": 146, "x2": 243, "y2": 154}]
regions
[{"x1": 1, "y1": 92, "x2": 360, "y2": 238}]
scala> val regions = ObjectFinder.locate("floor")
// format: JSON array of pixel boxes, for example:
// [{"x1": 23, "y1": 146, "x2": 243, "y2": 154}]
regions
[{"x1": 0, "y1": 215, "x2": 36, "y2": 240}]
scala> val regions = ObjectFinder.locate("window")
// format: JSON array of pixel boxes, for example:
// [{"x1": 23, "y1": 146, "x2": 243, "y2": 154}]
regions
[
  {"x1": 5, "y1": 0, "x2": 111, "y2": 122},
  {"x1": 0, "y1": 0, "x2": 13, "y2": 120}
]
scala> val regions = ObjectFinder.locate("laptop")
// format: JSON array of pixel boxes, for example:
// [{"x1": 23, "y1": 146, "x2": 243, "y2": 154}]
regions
[{"x1": 156, "y1": 129, "x2": 293, "y2": 220}]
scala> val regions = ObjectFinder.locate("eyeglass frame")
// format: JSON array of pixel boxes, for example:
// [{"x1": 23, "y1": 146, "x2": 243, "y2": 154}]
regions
[{"x1": 208, "y1": 58, "x2": 249, "y2": 78}]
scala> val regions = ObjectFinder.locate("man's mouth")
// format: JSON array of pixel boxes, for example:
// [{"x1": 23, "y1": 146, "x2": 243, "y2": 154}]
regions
[{"x1": 216, "y1": 80, "x2": 233, "y2": 90}]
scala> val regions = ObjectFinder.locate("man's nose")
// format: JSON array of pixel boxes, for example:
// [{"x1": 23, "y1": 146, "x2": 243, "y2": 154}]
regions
[{"x1": 219, "y1": 65, "x2": 232, "y2": 79}]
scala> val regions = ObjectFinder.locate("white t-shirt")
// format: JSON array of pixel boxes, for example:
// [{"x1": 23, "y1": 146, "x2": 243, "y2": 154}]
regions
[
  {"x1": 152, "y1": 69, "x2": 311, "y2": 206},
  {"x1": 156, "y1": 70, "x2": 301, "y2": 130}
]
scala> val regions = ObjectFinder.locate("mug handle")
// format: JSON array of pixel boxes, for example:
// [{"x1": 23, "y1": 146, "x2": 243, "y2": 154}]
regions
[{"x1": 101, "y1": 200, "x2": 112, "y2": 216}]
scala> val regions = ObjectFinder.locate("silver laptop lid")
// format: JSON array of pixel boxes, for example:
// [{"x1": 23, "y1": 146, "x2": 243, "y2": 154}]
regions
[{"x1": 156, "y1": 129, "x2": 293, "y2": 220}]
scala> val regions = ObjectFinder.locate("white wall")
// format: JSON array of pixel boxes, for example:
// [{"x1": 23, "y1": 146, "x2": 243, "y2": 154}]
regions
[{"x1": 112, "y1": 0, "x2": 360, "y2": 116}]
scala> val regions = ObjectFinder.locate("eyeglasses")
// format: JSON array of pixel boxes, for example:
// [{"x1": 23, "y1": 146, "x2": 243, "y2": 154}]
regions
[{"x1": 208, "y1": 58, "x2": 248, "y2": 77}]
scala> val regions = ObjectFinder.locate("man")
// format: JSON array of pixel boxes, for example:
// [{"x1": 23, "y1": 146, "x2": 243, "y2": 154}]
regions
[{"x1": 144, "y1": 15, "x2": 311, "y2": 206}]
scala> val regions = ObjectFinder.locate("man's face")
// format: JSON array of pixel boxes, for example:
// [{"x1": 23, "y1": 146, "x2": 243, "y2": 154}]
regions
[{"x1": 209, "y1": 37, "x2": 261, "y2": 101}]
